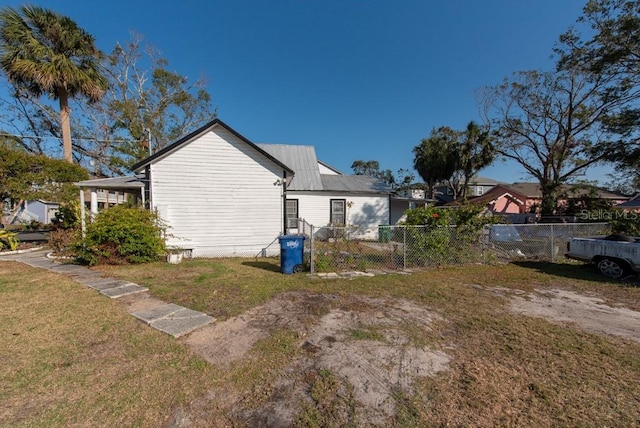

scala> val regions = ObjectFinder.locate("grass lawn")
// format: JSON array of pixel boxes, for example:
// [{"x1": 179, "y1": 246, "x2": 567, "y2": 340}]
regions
[
  {"x1": 0, "y1": 261, "x2": 218, "y2": 427},
  {"x1": 3, "y1": 256, "x2": 640, "y2": 426}
]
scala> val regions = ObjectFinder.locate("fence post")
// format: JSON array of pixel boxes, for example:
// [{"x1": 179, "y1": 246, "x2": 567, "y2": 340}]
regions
[
  {"x1": 403, "y1": 226, "x2": 407, "y2": 270},
  {"x1": 550, "y1": 224, "x2": 555, "y2": 262},
  {"x1": 482, "y1": 225, "x2": 487, "y2": 265},
  {"x1": 310, "y1": 224, "x2": 315, "y2": 273}
]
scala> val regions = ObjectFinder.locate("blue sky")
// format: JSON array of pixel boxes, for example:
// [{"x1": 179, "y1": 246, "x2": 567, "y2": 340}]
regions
[{"x1": 2, "y1": 0, "x2": 609, "y2": 184}]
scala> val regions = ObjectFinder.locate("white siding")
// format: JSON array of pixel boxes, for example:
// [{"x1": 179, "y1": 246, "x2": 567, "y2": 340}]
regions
[
  {"x1": 317, "y1": 162, "x2": 340, "y2": 175},
  {"x1": 150, "y1": 126, "x2": 284, "y2": 257},
  {"x1": 288, "y1": 192, "x2": 389, "y2": 239},
  {"x1": 390, "y1": 199, "x2": 412, "y2": 225}
]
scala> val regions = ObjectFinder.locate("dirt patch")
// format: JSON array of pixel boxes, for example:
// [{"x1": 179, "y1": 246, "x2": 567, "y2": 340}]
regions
[
  {"x1": 509, "y1": 288, "x2": 640, "y2": 343},
  {"x1": 181, "y1": 292, "x2": 450, "y2": 425},
  {"x1": 184, "y1": 292, "x2": 337, "y2": 365}
]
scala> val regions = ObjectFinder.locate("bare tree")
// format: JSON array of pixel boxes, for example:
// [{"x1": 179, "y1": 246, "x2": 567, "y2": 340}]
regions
[
  {"x1": 481, "y1": 69, "x2": 640, "y2": 214},
  {"x1": 73, "y1": 34, "x2": 216, "y2": 174}
]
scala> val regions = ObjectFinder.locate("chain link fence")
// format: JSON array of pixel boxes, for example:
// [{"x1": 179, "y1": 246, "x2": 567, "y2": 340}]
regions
[
  {"x1": 482, "y1": 222, "x2": 611, "y2": 264},
  {"x1": 301, "y1": 222, "x2": 611, "y2": 273}
]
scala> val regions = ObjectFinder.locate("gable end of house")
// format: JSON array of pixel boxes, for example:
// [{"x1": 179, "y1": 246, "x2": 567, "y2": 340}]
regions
[{"x1": 131, "y1": 119, "x2": 294, "y2": 175}]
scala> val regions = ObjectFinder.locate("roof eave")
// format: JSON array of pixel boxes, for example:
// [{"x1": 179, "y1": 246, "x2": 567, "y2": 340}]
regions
[{"x1": 130, "y1": 119, "x2": 294, "y2": 175}]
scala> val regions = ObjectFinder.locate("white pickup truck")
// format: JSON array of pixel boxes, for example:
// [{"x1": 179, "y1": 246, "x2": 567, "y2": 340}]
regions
[{"x1": 565, "y1": 235, "x2": 640, "y2": 278}]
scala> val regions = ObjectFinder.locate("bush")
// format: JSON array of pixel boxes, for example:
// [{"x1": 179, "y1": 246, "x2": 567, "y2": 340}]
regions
[
  {"x1": 402, "y1": 205, "x2": 500, "y2": 266},
  {"x1": 52, "y1": 202, "x2": 81, "y2": 230},
  {"x1": 48, "y1": 228, "x2": 80, "y2": 256},
  {"x1": 74, "y1": 205, "x2": 166, "y2": 266},
  {"x1": 26, "y1": 220, "x2": 46, "y2": 231},
  {"x1": 610, "y1": 215, "x2": 640, "y2": 236},
  {"x1": 0, "y1": 230, "x2": 19, "y2": 251}
]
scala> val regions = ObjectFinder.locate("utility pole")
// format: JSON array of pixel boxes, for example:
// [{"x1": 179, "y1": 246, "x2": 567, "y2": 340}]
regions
[{"x1": 146, "y1": 128, "x2": 152, "y2": 156}]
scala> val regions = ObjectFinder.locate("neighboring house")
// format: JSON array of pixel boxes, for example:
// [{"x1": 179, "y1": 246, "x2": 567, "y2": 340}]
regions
[
  {"x1": 508, "y1": 182, "x2": 629, "y2": 212},
  {"x1": 465, "y1": 182, "x2": 630, "y2": 218},
  {"x1": 26, "y1": 200, "x2": 60, "y2": 224},
  {"x1": 614, "y1": 193, "x2": 640, "y2": 210},
  {"x1": 395, "y1": 184, "x2": 428, "y2": 200},
  {"x1": 75, "y1": 176, "x2": 146, "y2": 224},
  {"x1": 463, "y1": 184, "x2": 530, "y2": 214},
  {"x1": 390, "y1": 183, "x2": 436, "y2": 224},
  {"x1": 467, "y1": 176, "x2": 504, "y2": 198},
  {"x1": 78, "y1": 119, "x2": 392, "y2": 257},
  {"x1": 433, "y1": 176, "x2": 504, "y2": 203},
  {"x1": 5, "y1": 200, "x2": 59, "y2": 225}
]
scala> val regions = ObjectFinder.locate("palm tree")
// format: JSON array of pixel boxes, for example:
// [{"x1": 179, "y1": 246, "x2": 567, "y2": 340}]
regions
[{"x1": 0, "y1": 5, "x2": 107, "y2": 163}]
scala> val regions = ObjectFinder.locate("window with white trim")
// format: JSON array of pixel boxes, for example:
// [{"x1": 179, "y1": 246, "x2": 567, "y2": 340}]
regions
[
  {"x1": 286, "y1": 199, "x2": 299, "y2": 229},
  {"x1": 330, "y1": 199, "x2": 346, "y2": 226}
]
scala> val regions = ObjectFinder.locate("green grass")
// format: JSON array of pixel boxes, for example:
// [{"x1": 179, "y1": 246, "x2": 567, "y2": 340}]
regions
[{"x1": 348, "y1": 326, "x2": 385, "y2": 341}]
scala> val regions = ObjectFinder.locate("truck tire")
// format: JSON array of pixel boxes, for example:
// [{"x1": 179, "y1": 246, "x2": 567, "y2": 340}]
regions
[{"x1": 596, "y1": 258, "x2": 628, "y2": 279}]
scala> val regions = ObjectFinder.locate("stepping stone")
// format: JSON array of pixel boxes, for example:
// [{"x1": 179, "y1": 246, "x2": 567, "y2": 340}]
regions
[
  {"x1": 83, "y1": 278, "x2": 130, "y2": 291},
  {"x1": 133, "y1": 303, "x2": 185, "y2": 322},
  {"x1": 6, "y1": 251, "x2": 212, "y2": 338},
  {"x1": 323, "y1": 272, "x2": 340, "y2": 279},
  {"x1": 100, "y1": 283, "x2": 148, "y2": 298},
  {"x1": 23, "y1": 259, "x2": 56, "y2": 268},
  {"x1": 48, "y1": 264, "x2": 89, "y2": 275},
  {"x1": 352, "y1": 271, "x2": 375, "y2": 277},
  {"x1": 131, "y1": 303, "x2": 215, "y2": 337}
]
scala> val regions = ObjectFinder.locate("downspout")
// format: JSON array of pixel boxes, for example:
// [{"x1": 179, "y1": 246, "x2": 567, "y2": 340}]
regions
[
  {"x1": 79, "y1": 187, "x2": 86, "y2": 238},
  {"x1": 145, "y1": 165, "x2": 153, "y2": 211},
  {"x1": 282, "y1": 170, "x2": 288, "y2": 235}
]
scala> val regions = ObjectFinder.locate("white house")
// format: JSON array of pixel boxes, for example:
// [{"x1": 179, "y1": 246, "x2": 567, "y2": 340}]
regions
[
  {"x1": 257, "y1": 144, "x2": 391, "y2": 239},
  {"x1": 129, "y1": 119, "x2": 293, "y2": 257},
  {"x1": 77, "y1": 119, "x2": 392, "y2": 257}
]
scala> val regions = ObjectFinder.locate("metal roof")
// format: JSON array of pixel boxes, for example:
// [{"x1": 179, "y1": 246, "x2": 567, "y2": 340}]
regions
[
  {"x1": 257, "y1": 144, "x2": 323, "y2": 191},
  {"x1": 257, "y1": 144, "x2": 391, "y2": 194},
  {"x1": 321, "y1": 174, "x2": 391, "y2": 194},
  {"x1": 75, "y1": 175, "x2": 145, "y2": 189}
]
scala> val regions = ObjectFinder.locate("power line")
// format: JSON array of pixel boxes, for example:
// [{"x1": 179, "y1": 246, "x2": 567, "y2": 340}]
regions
[{"x1": 0, "y1": 131, "x2": 137, "y2": 144}]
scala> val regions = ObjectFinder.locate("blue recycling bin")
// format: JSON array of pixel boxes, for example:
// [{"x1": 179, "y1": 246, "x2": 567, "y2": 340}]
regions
[{"x1": 279, "y1": 234, "x2": 305, "y2": 274}]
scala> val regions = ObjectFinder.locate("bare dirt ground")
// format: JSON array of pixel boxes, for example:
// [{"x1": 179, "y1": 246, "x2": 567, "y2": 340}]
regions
[
  {"x1": 172, "y1": 286, "x2": 640, "y2": 426},
  {"x1": 509, "y1": 288, "x2": 640, "y2": 343},
  {"x1": 179, "y1": 292, "x2": 450, "y2": 426}
]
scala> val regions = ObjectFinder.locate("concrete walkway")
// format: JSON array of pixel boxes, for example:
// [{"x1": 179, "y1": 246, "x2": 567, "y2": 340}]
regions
[{"x1": 0, "y1": 249, "x2": 215, "y2": 337}]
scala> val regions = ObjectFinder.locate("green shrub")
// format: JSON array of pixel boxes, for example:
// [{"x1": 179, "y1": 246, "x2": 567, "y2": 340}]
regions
[
  {"x1": 610, "y1": 214, "x2": 640, "y2": 236},
  {"x1": 0, "y1": 230, "x2": 19, "y2": 251},
  {"x1": 74, "y1": 205, "x2": 166, "y2": 266},
  {"x1": 52, "y1": 202, "x2": 81, "y2": 230},
  {"x1": 402, "y1": 205, "x2": 500, "y2": 266}
]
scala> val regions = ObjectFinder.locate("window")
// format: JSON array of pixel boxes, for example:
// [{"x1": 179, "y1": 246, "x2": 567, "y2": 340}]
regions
[
  {"x1": 286, "y1": 199, "x2": 299, "y2": 229},
  {"x1": 330, "y1": 199, "x2": 346, "y2": 225}
]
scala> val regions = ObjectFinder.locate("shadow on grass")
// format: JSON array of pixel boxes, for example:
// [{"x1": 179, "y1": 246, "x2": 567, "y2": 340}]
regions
[
  {"x1": 242, "y1": 260, "x2": 282, "y2": 273},
  {"x1": 511, "y1": 260, "x2": 640, "y2": 285}
]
